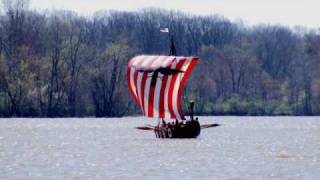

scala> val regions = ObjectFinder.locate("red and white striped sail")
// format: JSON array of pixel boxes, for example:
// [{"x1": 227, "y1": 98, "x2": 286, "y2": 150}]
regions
[{"x1": 127, "y1": 55, "x2": 198, "y2": 120}]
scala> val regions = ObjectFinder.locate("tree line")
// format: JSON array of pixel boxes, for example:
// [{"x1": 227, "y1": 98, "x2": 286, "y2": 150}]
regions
[{"x1": 0, "y1": 0, "x2": 320, "y2": 117}]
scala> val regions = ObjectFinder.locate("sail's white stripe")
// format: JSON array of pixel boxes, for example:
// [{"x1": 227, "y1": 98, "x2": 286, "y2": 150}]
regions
[
  {"x1": 149, "y1": 56, "x2": 167, "y2": 70},
  {"x1": 128, "y1": 56, "x2": 137, "y2": 98},
  {"x1": 136, "y1": 72, "x2": 143, "y2": 109},
  {"x1": 143, "y1": 56, "x2": 164, "y2": 117},
  {"x1": 164, "y1": 59, "x2": 177, "y2": 119},
  {"x1": 138, "y1": 55, "x2": 156, "y2": 69},
  {"x1": 130, "y1": 56, "x2": 144, "y2": 97},
  {"x1": 136, "y1": 56, "x2": 151, "y2": 109},
  {"x1": 160, "y1": 56, "x2": 174, "y2": 67},
  {"x1": 139, "y1": 56, "x2": 157, "y2": 115},
  {"x1": 153, "y1": 56, "x2": 172, "y2": 118},
  {"x1": 170, "y1": 57, "x2": 185, "y2": 120},
  {"x1": 153, "y1": 75, "x2": 162, "y2": 117},
  {"x1": 129, "y1": 68, "x2": 136, "y2": 97},
  {"x1": 136, "y1": 55, "x2": 149, "y2": 106},
  {"x1": 172, "y1": 58, "x2": 192, "y2": 120}
]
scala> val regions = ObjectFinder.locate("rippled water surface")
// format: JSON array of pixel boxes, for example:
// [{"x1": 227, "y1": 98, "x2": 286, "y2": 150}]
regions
[{"x1": 0, "y1": 116, "x2": 319, "y2": 179}]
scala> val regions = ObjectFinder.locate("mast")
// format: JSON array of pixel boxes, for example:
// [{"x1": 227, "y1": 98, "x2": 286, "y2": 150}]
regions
[
  {"x1": 160, "y1": 27, "x2": 176, "y2": 56},
  {"x1": 169, "y1": 36, "x2": 177, "y2": 56}
]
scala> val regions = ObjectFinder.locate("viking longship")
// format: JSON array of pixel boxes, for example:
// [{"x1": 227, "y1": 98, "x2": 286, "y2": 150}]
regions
[{"x1": 127, "y1": 55, "x2": 214, "y2": 138}]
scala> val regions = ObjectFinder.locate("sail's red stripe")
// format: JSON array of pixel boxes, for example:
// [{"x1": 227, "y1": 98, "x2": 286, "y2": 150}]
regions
[
  {"x1": 127, "y1": 61, "x2": 134, "y2": 101},
  {"x1": 147, "y1": 74, "x2": 156, "y2": 117},
  {"x1": 149, "y1": 56, "x2": 173, "y2": 118},
  {"x1": 140, "y1": 57, "x2": 158, "y2": 116},
  {"x1": 127, "y1": 58, "x2": 139, "y2": 103},
  {"x1": 158, "y1": 74, "x2": 169, "y2": 118},
  {"x1": 158, "y1": 58, "x2": 173, "y2": 118},
  {"x1": 168, "y1": 58, "x2": 186, "y2": 119},
  {"x1": 177, "y1": 58, "x2": 198, "y2": 120},
  {"x1": 133, "y1": 71, "x2": 140, "y2": 109},
  {"x1": 133, "y1": 71, "x2": 139, "y2": 96},
  {"x1": 140, "y1": 73, "x2": 147, "y2": 114},
  {"x1": 157, "y1": 57, "x2": 174, "y2": 118},
  {"x1": 133, "y1": 56, "x2": 147, "y2": 110},
  {"x1": 147, "y1": 56, "x2": 167, "y2": 117}
]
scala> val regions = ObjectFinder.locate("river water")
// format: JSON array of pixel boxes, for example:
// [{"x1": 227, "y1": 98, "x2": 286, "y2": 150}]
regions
[{"x1": 0, "y1": 116, "x2": 319, "y2": 179}]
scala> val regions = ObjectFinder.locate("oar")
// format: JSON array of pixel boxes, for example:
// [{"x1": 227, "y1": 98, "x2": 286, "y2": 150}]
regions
[
  {"x1": 201, "y1": 123, "x2": 221, "y2": 129},
  {"x1": 136, "y1": 123, "x2": 221, "y2": 130},
  {"x1": 135, "y1": 124, "x2": 155, "y2": 131}
]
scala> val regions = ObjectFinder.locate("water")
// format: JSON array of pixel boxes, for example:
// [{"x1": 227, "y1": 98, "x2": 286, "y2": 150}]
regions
[{"x1": 0, "y1": 116, "x2": 319, "y2": 179}]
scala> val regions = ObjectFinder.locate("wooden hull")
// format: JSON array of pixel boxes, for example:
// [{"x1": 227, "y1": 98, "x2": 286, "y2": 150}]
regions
[{"x1": 154, "y1": 120, "x2": 201, "y2": 138}]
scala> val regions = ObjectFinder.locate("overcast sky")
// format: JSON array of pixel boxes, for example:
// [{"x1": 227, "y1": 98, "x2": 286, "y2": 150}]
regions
[{"x1": 30, "y1": 0, "x2": 319, "y2": 28}]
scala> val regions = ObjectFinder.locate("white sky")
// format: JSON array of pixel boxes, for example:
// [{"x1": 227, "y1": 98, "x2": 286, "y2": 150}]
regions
[{"x1": 30, "y1": 0, "x2": 320, "y2": 28}]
